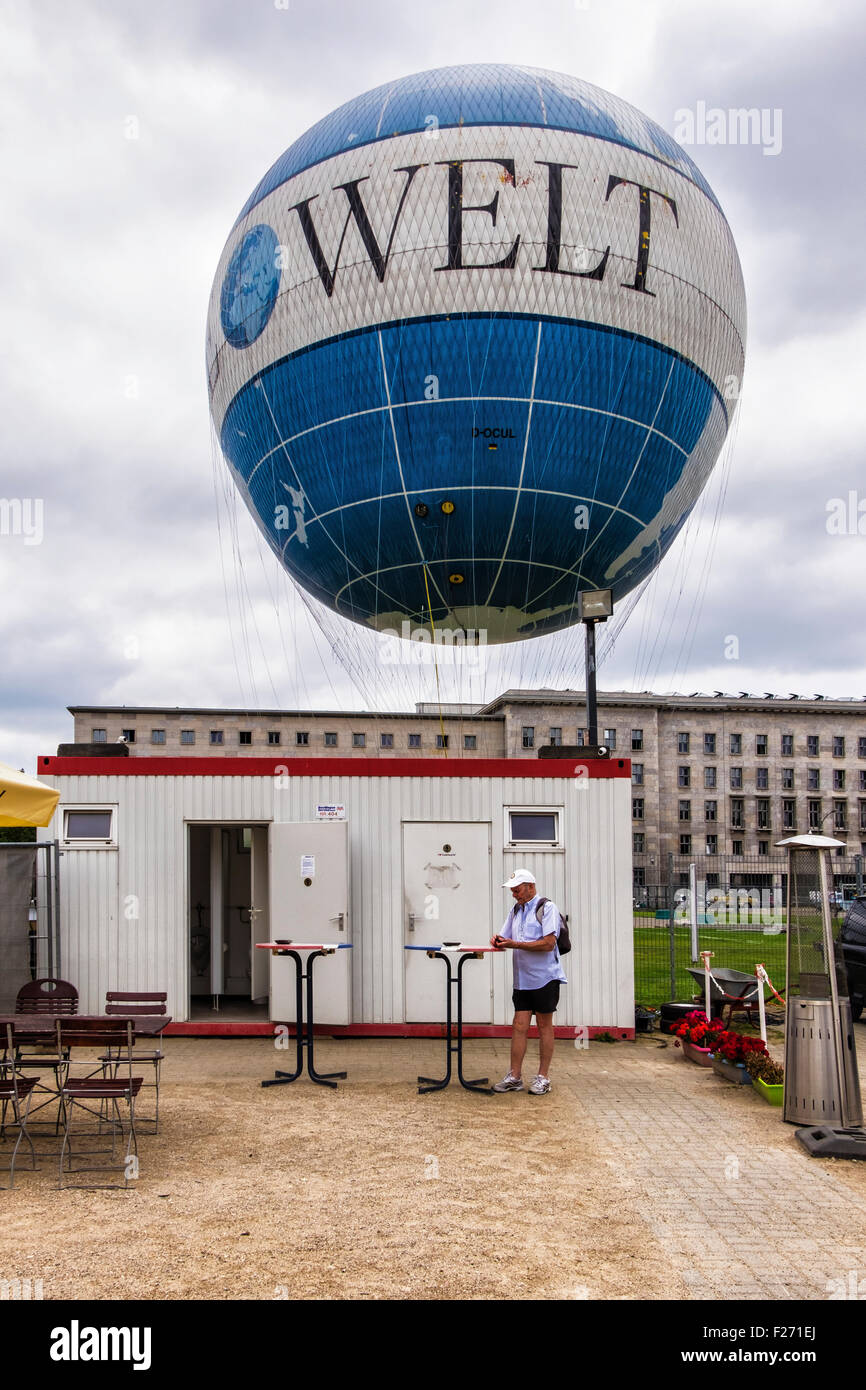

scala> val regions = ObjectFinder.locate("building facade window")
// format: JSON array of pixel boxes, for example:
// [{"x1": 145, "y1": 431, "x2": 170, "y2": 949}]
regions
[
  {"x1": 603, "y1": 728, "x2": 616, "y2": 750},
  {"x1": 679, "y1": 834, "x2": 692, "y2": 855},
  {"x1": 91, "y1": 729, "x2": 107, "y2": 742},
  {"x1": 678, "y1": 799, "x2": 691, "y2": 821},
  {"x1": 549, "y1": 727, "x2": 562, "y2": 746},
  {"x1": 464, "y1": 734, "x2": 477, "y2": 750},
  {"x1": 860, "y1": 737, "x2": 866, "y2": 758},
  {"x1": 576, "y1": 729, "x2": 589, "y2": 747},
  {"x1": 732, "y1": 839, "x2": 744, "y2": 856},
  {"x1": 782, "y1": 767, "x2": 794, "y2": 790},
  {"x1": 324, "y1": 732, "x2": 338, "y2": 747},
  {"x1": 758, "y1": 840, "x2": 769, "y2": 856},
  {"x1": 181, "y1": 730, "x2": 196, "y2": 745},
  {"x1": 121, "y1": 729, "x2": 136, "y2": 744},
  {"x1": 353, "y1": 733, "x2": 366, "y2": 748},
  {"x1": 678, "y1": 732, "x2": 690, "y2": 754},
  {"x1": 704, "y1": 733, "x2": 716, "y2": 755},
  {"x1": 408, "y1": 733, "x2": 421, "y2": 748},
  {"x1": 807, "y1": 735, "x2": 819, "y2": 756},
  {"x1": 807, "y1": 768, "x2": 820, "y2": 791},
  {"x1": 522, "y1": 726, "x2": 535, "y2": 749},
  {"x1": 266, "y1": 731, "x2": 280, "y2": 746},
  {"x1": 632, "y1": 763, "x2": 644, "y2": 785},
  {"x1": 808, "y1": 799, "x2": 822, "y2": 829},
  {"x1": 631, "y1": 729, "x2": 643, "y2": 750},
  {"x1": 756, "y1": 767, "x2": 769, "y2": 790},
  {"x1": 730, "y1": 767, "x2": 743, "y2": 790},
  {"x1": 436, "y1": 734, "x2": 449, "y2": 750},
  {"x1": 834, "y1": 801, "x2": 847, "y2": 831},
  {"x1": 706, "y1": 834, "x2": 718, "y2": 854},
  {"x1": 705, "y1": 766, "x2": 717, "y2": 789},
  {"x1": 380, "y1": 733, "x2": 393, "y2": 748},
  {"x1": 730, "y1": 798, "x2": 744, "y2": 828},
  {"x1": 782, "y1": 799, "x2": 796, "y2": 830},
  {"x1": 210, "y1": 731, "x2": 224, "y2": 746},
  {"x1": 834, "y1": 769, "x2": 846, "y2": 791},
  {"x1": 633, "y1": 832, "x2": 645, "y2": 854},
  {"x1": 756, "y1": 734, "x2": 768, "y2": 755},
  {"x1": 705, "y1": 800, "x2": 717, "y2": 821},
  {"x1": 151, "y1": 729, "x2": 166, "y2": 745},
  {"x1": 296, "y1": 732, "x2": 310, "y2": 746},
  {"x1": 632, "y1": 798, "x2": 644, "y2": 821},
  {"x1": 860, "y1": 771, "x2": 866, "y2": 792},
  {"x1": 781, "y1": 733, "x2": 793, "y2": 756},
  {"x1": 730, "y1": 733, "x2": 742, "y2": 755},
  {"x1": 756, "y1": 798, "x2": 770, "y2": 830},
  {"x1": 860, "y1": 801, "x2": 866, "y2": 832},
  {"x1": 678, "y1": 766, "x2": 691, "y2": 788},
  {"x1": 833, "y1": 735, "x2": 845, "y2": 757}
]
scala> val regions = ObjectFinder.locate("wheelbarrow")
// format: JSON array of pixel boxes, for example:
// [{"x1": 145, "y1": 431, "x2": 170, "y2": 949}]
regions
[{"x1": 685, "y1": 966, "x2": 765, "y2": 1026}]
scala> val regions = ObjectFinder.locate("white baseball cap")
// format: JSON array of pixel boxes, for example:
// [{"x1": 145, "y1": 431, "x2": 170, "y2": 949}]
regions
[{"x1": 503, "y1": 868, "x2": 536, "y2": 888}]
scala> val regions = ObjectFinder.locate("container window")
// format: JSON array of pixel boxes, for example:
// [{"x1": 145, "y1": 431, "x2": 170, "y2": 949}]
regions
[
  {"x1": 508, "y1": 810, "x2": 559, "y2": 844},
  {"x1": 63, "y1": 808, "x2": 114, "y2": 842}
]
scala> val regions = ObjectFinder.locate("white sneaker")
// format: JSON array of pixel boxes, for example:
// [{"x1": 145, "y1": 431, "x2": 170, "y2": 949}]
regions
[
  {"x1": 493, "y1": 1072, "x2": 524, "y2": 1092},
  {"x1": 529, "y1": 1074, "x2": 551, "y2": 1095}
]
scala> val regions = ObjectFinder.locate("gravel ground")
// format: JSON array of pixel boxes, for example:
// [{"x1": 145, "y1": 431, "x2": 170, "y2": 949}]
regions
[{"x1": 2, "y1": 1032, "x2": 863, "y2": 1302}]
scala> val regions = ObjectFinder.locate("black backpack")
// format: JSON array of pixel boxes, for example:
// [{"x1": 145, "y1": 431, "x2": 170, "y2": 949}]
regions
[
  {"x1": 536, "y1": 898, "x2": 571, "y2": 956},
  {"x1": 508, "y1": 898, "x2": 571, "y2": 955}
]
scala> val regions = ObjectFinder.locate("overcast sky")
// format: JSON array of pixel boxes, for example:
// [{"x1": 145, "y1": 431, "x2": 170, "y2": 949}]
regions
[{"x1": 2, "y1": 0, "x2": 865, "y2": 770}]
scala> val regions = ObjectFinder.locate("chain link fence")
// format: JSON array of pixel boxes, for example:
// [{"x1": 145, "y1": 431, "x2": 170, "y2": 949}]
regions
[{"x1": 633, "y1": 852, "x2": 864, "y2": 1009}]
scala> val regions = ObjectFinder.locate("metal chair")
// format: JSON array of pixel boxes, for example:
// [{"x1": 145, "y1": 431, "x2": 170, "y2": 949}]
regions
[
  {"x1": 101, "y1": 992, "x2": 167, "y2": 1133},
  {"x1": 57, "y1": 1019, "x2": 143, "y2": 1190},
  {"x1": 0, "y1": 1025, "x2": 37, "y2": 1187},
  {"x1": 14, "y1": 978, "x2": 79, "y2": 1130},
  {"x1": 15, "y1": 978, "x2": 79, "y2": 1015}
]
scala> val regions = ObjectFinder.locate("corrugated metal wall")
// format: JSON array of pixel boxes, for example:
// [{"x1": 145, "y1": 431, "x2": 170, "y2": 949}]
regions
[{"x1": 40, "y1": 771, "x2": 633, "y2": 1027}]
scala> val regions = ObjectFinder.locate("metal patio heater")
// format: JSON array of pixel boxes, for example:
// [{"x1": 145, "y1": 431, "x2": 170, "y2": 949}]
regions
[{"x1": 778, "y1": 833, "x2": 865, "y2": 1157}]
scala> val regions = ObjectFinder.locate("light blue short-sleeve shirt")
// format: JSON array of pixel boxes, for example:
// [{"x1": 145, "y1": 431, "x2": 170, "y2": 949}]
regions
[{"x1": 500, "y1": 894, "x2": 567, "y2": 989}]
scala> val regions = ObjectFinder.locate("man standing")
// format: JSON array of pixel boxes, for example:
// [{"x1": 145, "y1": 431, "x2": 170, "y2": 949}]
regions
[{"x1": 491, "y1": 868, "x2": 566, "y2": 1095}]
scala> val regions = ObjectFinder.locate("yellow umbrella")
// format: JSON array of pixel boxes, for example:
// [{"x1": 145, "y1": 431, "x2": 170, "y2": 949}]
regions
[{"x1": 0, "y1": 761, "x2": 61, "y2": 828}]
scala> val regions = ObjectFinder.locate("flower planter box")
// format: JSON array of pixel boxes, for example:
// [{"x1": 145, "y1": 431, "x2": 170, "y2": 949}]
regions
[
  {"x1": 752, "y1": 1077, "x2": 784, "y2": 1106},
  {"x1": 682, "y1": 1041, "x2": 714, "y2": 1066},
  {"x1": 710, "y1": 1055, "x2": 753, "y2": 1085}
]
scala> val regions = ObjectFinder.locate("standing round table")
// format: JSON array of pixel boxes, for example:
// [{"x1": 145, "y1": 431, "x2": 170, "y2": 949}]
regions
[
  {"x1": 404, "y1": 945, "x2": 501, "y2": 1095},
  {"x1": 257, "y1": 943, "x2": 352, "y2": 1089}
]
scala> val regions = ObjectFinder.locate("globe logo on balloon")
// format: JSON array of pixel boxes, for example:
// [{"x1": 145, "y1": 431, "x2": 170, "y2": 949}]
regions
[
  {"x1": 207, "y1": 64, "x2": 746, "y2": 645},
  {"x1": 219, "y1": 223, "x2": 281, "y2": 348}
]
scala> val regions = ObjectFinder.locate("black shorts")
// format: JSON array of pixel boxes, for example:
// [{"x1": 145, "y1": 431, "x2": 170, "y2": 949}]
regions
[{"x1": 512, "y1": 982, "x2": 560, "y2": 1015}]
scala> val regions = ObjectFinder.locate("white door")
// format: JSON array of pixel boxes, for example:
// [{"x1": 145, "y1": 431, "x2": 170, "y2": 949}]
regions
[
  {"x1": 268, "y1": 822, "x2": 351, "y2": 1025},
  {"x1": 249, "y1": 826, "x2": 270, "y2": 1001},
  {"x1": 403, "y1": 822, "x2": 492, "y2": 1023}
]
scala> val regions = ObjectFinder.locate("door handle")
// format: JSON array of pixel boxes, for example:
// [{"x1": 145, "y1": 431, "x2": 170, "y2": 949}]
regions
[
  {"x1": 329, "y1": 912, "x2": 345, "y2": 933},
  {"x1": 408, "y1": 912, "x2": 416, "y2": 933}
]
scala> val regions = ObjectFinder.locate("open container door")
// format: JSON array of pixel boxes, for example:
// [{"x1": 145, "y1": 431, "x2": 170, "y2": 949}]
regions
[{"x1": 268, "y1": 821, "x2": 350, "y2": 1025}]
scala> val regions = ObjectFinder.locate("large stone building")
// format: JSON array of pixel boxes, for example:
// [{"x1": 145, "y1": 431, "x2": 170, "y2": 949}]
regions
[{"x1": 71, "y1": 690, "x2": 866, "y2": 885}]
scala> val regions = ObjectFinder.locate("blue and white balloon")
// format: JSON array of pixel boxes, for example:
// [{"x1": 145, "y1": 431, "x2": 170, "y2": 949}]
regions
[{"x1": 207, "y1": 63, "x2": 746, "y2": 644}]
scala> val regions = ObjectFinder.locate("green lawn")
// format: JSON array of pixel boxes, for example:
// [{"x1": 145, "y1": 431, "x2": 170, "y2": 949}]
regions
[{"x1": 634, "y1": 924, "x2": 789, "y2": 1009}]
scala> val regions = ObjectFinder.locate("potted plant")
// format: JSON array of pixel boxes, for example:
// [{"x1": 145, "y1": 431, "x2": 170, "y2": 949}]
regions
[
  {"x1": 745, "y1": 1050, "x2": 785, "y2": 1105},
  {"x1": 710, "y1": 1030, "x2": 767, "y2": 1084},
  {"x1": 673, "y1": 1011, "x2": 725, "y2": 1065}
]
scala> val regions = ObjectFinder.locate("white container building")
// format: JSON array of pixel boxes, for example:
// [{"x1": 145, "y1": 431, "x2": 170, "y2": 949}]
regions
[{"x1": 36, "y1": 754, "x2": 634, "y2": 1036}]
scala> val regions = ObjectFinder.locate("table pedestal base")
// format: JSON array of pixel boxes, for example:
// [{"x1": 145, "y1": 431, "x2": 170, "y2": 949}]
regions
[
  {"x1": 416, "y1": 952, "x2": 493, "y2": 1095},
  {"x1": 261, "y1": 950, "x2": 347, "y2": 1090}
]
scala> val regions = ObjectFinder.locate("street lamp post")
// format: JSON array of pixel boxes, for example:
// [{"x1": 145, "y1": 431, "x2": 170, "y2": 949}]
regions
[{"x1": 577, "y1": 590, "x2": 613, "y2": 748}]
